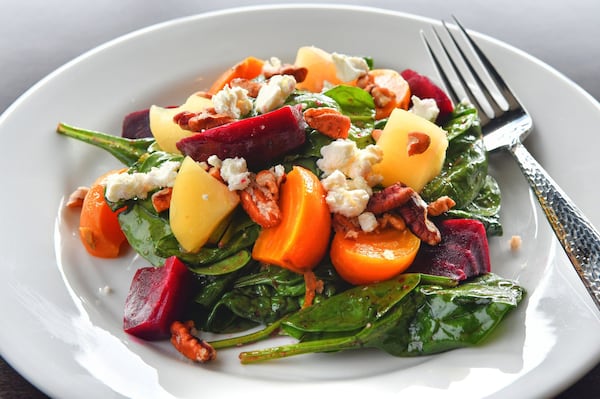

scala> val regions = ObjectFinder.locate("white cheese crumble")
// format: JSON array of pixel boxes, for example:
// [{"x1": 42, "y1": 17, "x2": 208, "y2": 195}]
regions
[
  {"x1": 409, "y1": 95, "x2": 440, "y2": 122},
  {"x1": 332, "y1": 52, "x2": 370, "y2": 82},
  {"x1": 358, "y1": 212, "x2": 378, "y2": 232},
  {"x1": 317, "y1": 139, "x2": 383, "y2": 221},
  {"x1": 213, "y1": 85, "x2": 253, "y2": 119},
  {"x1": 255, "y1": 74, "x2": 296, "y2": 114},
  {"x1": 321, "y1": 170, "x2": 370, "y2": 218},
  {"x1": 104, "y1": 160, "x2": 180, "y2": 202},
  {"x1": 220, "y1": 157, "x2": 251, "y2": 191},
  {"x1": 317, "y1": 139, "x2": 383, "y2": 185}
]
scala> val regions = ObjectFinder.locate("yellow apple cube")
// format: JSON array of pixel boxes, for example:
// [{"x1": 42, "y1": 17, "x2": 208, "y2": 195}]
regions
[
  {"x1": 149, "y1": 93, "x2": 213, "y2": 154},
  {"x1": 372, "y1": 109, "x2": 448, "y2": 192},
  {"x1": 170, "y1": 156, "x2": 240, "y2": 253}
]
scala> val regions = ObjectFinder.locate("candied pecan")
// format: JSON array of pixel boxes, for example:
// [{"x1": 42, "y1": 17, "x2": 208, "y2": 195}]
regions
[
  {"x1": 230, "y1": 78, "x2": 263, "y2": 98},
  {"x1": 303, "y1": 107, "x2": 351, "y2": 139},
  {"x1": 173, "y1": 108, "x2": 234, "y2": 132},
  {"x1": 370, "y1": 86, "x2": 395, "y2": 109},
  {"x1": 407, "y1": 131, "x2": 431, "y2": 156},
  {"x1": 194, "y1": 91, "x2": 212, "y2": 99},
  {"x1": 66, "y1": 186, "x2": 89, "y2": 208},
  {"x1": 151, "y1": 187, "x2": 172, "y2": 213},
  {"x1": 240, "y1": 169, "x2": 285, "y2": 228},
  {"x1": 427, "y1": 196, "x2": 456, "y2": 216},
  {"x1": 170, "y1": 320, "x2": 216, "y2": 363},
  {"x1": 263, "y1": 64, "x2": 308, "y2": 83},
  {"x1": 366, "y1": 183, "x2": 415, "y2": 215},
  {"x1": 377, "y1": 212, "x2": 406, "y2": 231},
  {"x1": 371, "y1": 128, "x2": 384, "y2": 141},
  {"x1": 302, "y1": 270, "x2": 324, "y2": 309},
  {"x1": 397, "y1": 196, "x2": 441, "y2": 245},
  {"x1": 332, "y1": 213, "x2": 361, "y2": 239}
]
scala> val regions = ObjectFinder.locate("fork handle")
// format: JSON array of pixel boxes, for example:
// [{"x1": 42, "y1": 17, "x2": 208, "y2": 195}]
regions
[{"x1": 510, "y1": 141, "x2": 600, "y2": 310}]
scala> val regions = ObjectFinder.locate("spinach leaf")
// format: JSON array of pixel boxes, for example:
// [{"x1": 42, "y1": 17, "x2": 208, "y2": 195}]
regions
[
  {"x1": 421, "y1": 102, "x2": 502, "y2": 235},
  {"x1": 324, "y1": 85, "x2": 375, "y2": 148},
  {"x1": 421, "y1": 102, "x2": 487, "y2": 208},
  {"x1": 202, "y1": 262, "x2": 348, "y2": 333},
  {"x1": 400, "y1": 273, "x2": 524, "y2": 355},
  {"x1": 117, "y1": 202, "x2": 172, "y2": 266},
  {"x1": 233, "y1": 273, "x2": 524, "y2": 363},
  {"x1": 445, "y1": 175, "x2": 503, "y2": 236}
]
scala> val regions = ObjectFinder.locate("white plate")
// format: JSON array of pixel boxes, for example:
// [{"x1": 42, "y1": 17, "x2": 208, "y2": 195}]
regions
[{"x1": 1, "y1": 5, "x2": 599, "y2": 399}]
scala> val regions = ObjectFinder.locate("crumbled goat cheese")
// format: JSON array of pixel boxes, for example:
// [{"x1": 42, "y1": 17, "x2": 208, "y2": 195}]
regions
[
  {"x1": 213, "y1": 85, "x2": 253, "y2": 119},
  {"x1": 317, "y1": 140, "x2": 384, "y2": 220},
  {"x1": 207, "y1": 154, "x2": 222, "y2": 168},
  {"x1": 409, "y1": 95, "x2": 440, "y2": 122},
  {"x1": 220, "y1": 157, "x2": 251, "y2": 191},
  {"x1": 358, "y1": 212, "x2": 378, "y2": 232},
  {"x1": 262, "y1": 56, "x2": 283, "y2": 75},
  {"x1": 321, "y1": 171, "x2": 370, "y2": 218},
  {"x1": 255, "y1": 74, "x2": 296, "y2": 114},
  {"x1": 270, "y1": 164, "x2": 285, "y2": 181},
  {"x1": 332, "y1": 52, "x2": 370, "y2": 82},
  {"x1": 317, "y1": 139, "x2": 383, "y2": 185},
  {"x1": 104, "y1": 160, "x2": 180, "y2": 202}
]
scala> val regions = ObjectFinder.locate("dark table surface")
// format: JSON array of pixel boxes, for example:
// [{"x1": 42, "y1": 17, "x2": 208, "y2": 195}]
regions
[{"x1": 1, "y1": 1, "x2": 599, "y2": 398}]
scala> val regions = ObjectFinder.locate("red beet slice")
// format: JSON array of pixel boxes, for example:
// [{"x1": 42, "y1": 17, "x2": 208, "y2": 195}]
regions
[
  {"x1": 122, "y1": 109, "x2": 152, "y2": 139},
  {"x1": 401, "y1": 69, "x2": 454, "y2": 122},
  {"x1": 408, "y1": 219, "x2": 491, "y2": 281},
  {"x1": 123, "y1": 256, "x2": 191, "y2": 340},
  {"x1": 176, "y1": 104, "x2": 307, "y2": 169}
]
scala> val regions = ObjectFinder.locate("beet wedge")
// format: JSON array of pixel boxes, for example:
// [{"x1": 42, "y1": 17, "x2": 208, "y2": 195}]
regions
[
  {"x1": 401, "y1": 69, "x2": 454, "y2": 123},
  {"x1": 176, "y1": 105, "x2": 307, "y2": 169},
  {"x1": 123, "y1": 256, "x2": 191, "y2": 340},
  {"x1": 122, "y1": 108, "x2": 152, "y2": 139},
  {"x1": 408, "y1": 219, "x2": 491, "y2": 281}
]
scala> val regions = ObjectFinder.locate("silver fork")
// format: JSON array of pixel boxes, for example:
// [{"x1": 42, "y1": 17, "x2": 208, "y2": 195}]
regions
[{"x1": 422, "y1": 17, "x2": 600, "y2": 311}]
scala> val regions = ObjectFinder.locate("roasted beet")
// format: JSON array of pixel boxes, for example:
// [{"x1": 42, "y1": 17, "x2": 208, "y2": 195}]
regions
[
  {"x1": 122, "y1": 109, "x2": 152, "y2": 139},
  {"x1": 408, "y1": 219, "x2": 491, "y2": 281},
  {"x1": 123, "y1": 256, "x2": 191, "y2": 340},
  {"x1": 176, "y1": 105, "x2": 307, "y2": 169},
  {"x1": 401, "y1": 69, "x2": 454, "y2": 122}
]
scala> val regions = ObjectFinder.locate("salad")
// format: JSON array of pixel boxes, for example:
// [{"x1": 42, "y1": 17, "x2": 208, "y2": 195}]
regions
[{"x1": 58, "y1": 46, "x2": 524, "y2": 364}]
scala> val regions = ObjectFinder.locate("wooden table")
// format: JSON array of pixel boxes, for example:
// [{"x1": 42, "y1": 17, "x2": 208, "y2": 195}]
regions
[{"x1": 1, "y1": 1, "x2": 599, "y2": 397}]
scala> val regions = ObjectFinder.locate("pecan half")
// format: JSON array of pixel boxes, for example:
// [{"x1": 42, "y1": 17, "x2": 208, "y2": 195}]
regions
[
  {"x1": 366, "y1": 183, "x2": 415, "y2": 214},
  {"x1": 230, "y1": 78, "x2": 263, "y2": 98},
  {"x1": 240, "y1": 169, "x2": 286, "y2": 228},
  {"x1": 397, "y1": 196, "x2": 441, "y2": 245},
  {"x1": 170, "y1": 320, "x2": 216, "y2": 363},
  {"x1": 303, "y1": 107, "x2": 351, "y2": 139},
  {"x1": 66, "y1": 186, "x2": 89, "y2": 208},
  {"x1": 427, "y1": 196, "x2": 456, "y2": 216},
  {"x1": 151, "y1": 187, "x2": 172, "y2": 213},
  {"x1": 263, "y1": 64, "x2": 308, "y2": 83},
  {"x1": 407, "y1": 131, "x2": 431, "y2": 156},
  {"x1": 332, "y1": 213, "x2": 361, "y2": 239},
  {"x1": 173, "y1": 108, "x2": 234, "y2": 132},
  {"x1": 367, "y1": 183, "x2": 441, "y2": 245}
]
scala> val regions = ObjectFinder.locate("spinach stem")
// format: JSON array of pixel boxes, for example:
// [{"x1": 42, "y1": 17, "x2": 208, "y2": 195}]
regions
[
  {"x1": 209, "y1": 319, "x2": 284, "y2": 349},
  {"x1": 239, "y1": 335, "x2": 360, "y2": 364},
  {"x1": 56, "y1": 122, "x2": 154, "y2": 166}
]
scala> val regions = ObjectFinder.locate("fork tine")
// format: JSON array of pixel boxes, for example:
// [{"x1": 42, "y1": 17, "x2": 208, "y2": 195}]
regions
[
  {"x1": 419, "y1": 29, "x2": 461, "y2": 105},
  {"x1": 421, "y1": 25, "x2": 491, "y2": 125},
  {"x1": 450, "y1": 16, "x2": 521, "y2": 112},
  {"x1": 440, "y1": 20, "x2": 506, "y2": 119}
]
